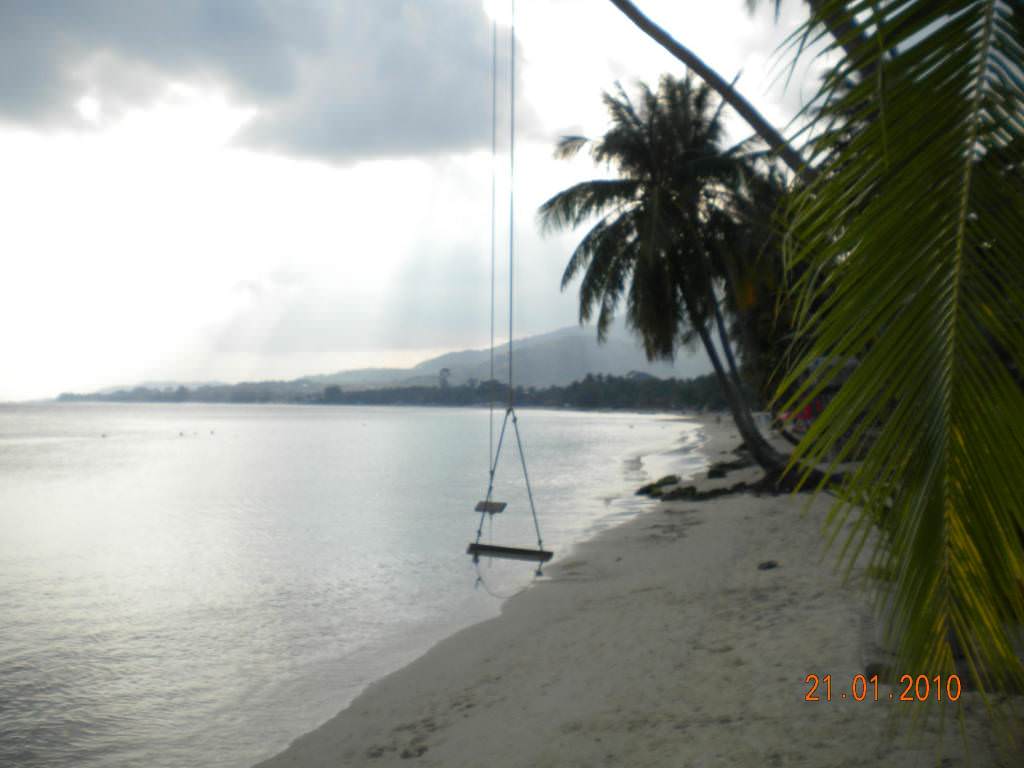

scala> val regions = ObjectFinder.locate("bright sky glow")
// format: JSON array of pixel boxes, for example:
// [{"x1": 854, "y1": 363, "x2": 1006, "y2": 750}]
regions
[{"x1": 0, "y1": 0, "x2": 819, "y2": 401}]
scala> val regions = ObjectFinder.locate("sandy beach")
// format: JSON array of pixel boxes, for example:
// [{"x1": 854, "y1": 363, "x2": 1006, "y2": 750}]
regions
[{"x1": 254, "y1": 417, "x2": 1021, "y2": 768}]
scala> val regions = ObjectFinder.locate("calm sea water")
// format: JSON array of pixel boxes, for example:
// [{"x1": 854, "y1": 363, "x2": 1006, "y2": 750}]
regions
[{"x1": 0, "y1": 402, "x2": 705, "y2": 767}]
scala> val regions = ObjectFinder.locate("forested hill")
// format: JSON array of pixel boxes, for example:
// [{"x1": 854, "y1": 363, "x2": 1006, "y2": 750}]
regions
[
  {"x1": 304, "y1": 323, "x2": 711, "y2": 390},
  {"x1": 58, "y1": 372, "x2": 727, "y2": 412},
  {"x1": 57, "y1": 322, "x2": 713, "y2": 404}
]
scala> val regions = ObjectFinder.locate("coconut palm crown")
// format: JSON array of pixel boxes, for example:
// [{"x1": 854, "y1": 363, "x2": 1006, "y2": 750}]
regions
[{"x1": 538, "y1": 73, "x2": 790, "y2": 471}]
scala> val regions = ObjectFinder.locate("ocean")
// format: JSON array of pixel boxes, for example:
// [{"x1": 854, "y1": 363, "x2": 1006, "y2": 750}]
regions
[{"x1": 0, "y1": 402, "x2": 705, "y2": 767}]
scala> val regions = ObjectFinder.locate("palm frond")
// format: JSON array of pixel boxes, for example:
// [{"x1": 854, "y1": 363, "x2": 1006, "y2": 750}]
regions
[
  {"x1": 554, "y1": 135, "x2": 590, "y2": 160},
  {"x1": 561, "y1": 210, "x2": 636, "y2": 294},
  {"x1": 780, "y1": 0, "x2": 1024, "y2": 705},
  {"x1": 537, "y1": 179, "x2": 639, "y2": 234},
  {"x1": 574, "y1": 213, "x2": 637, "y2": 332}
]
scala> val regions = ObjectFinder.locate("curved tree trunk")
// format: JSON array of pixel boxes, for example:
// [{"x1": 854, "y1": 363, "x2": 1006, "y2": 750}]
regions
[
  {"x1": 694, "y1": 319, "x2": 787, "y2": 471},
  {"x1": 683, "y1": 287, "x2": 845, "y2": 490},
  {"x1": 681, "y1": 285, "x2": 787, "y2": 471},
  {"x1": 720, "y1": 250, "x2": 765, "y2": 398},
  {"x1": 606, "y1": 0, "x2": 814, "y2": 184},
  {"x1": 605, "y1": 1, "x2": 876, "y2": 180},
  {"x1": 695, "y1": 238, "x2": 751, "y2": 404},
  {"x1": 711, "y1": 289, "x2": 747, "y2": 398},
  {"x1": 699, "y1": 319, "x2": 848, "y2": 492}
]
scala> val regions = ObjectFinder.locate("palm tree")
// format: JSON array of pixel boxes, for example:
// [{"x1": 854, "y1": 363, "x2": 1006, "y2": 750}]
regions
[
  {"x1": 605, "y1": 0, "x2": 1024, "y2": 707},
  {"x1": 717, "y1": 167, "x2": 799, "y2": 410},
  {"x1": 778, "y1": 0, "x2": 1024, "y2": 700},
  {"x1": 538, "y1": 74, "x2": 788, "y2": 473}
]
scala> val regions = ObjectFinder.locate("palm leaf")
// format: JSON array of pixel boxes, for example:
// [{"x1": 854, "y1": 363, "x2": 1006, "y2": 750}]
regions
[
  {"x1": 537, "y1": 179, "x2": 639, "y2": 234},
  {"x1": 554, "y1": 135, "x2": 590, "y2": 160},
  {"x1": 779, "y1": 0, "x2": 1024, "y2": 712}
]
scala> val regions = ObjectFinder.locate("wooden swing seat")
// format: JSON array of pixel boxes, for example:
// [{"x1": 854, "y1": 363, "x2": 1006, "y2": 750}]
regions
[
  {"x1": 474, "y1": 501, "x2": 507, "y2": 514},
  {"x1": 467, "y1": 542, "x2": 553, "y2": 563}
]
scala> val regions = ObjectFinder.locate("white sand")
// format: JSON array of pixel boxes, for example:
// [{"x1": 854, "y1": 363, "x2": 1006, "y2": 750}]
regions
[{"x1": 254, "y1": 419, "x2": 1020, "y2": 767}]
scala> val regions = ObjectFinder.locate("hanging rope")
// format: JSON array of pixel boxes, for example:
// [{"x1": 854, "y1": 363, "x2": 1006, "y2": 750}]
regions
[
  {"x1": 488, "y1": 14, "x2": 498, "y2": 474},
  {"x1": 507, "y1": 0, "x2": 516, "y2": 405},
  {"x1": 471, "y1": 0, "x2": 547, "y2": 579}
]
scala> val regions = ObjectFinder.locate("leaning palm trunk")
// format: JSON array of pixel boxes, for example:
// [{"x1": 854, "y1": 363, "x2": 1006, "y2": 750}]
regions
[
  {"x1": 700, "y1": 237, "x2": 787, "y2": 473},
  {"x1": 606, "y1": 0, "x2": 813, "y2": 183},
  {"x1": 682, "y1": 291, "x2": 788, "y2": 473},
  {"x1": 720, "y1": 251, "x2": 766, "y2": 399},
  {"x1": 698, "y1": 325, "x2": 788, "y2": 472},
  {"x1": 711, "y1": 291, "x2": 747, "y2": 402}
]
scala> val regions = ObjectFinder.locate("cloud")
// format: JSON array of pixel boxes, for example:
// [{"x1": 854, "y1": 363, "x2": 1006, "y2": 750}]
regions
[
  {"x1": 207, "y1": 272, "x2": 373, "y2": 359},
  {"x1": 0, "y1": 0, "x2": 521, "y2": 161},
  {"x1": 379, "y1": 243, "x2": 491, "y2": 349},
  {"x1": 242, "y1": 1, "x2": 499, "y2": 161},
  {"x1": 0, "y1": 1, "x2": 311, "y2": 122},
  {"x1": 378, "y1": 232, "x2": 588, "y2": 353}
]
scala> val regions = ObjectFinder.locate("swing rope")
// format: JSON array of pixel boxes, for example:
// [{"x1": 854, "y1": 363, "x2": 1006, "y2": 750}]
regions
[
  {"x1": 471, "y1": 0, "x2": 546, "y2": 573},
  {"x1": 488, "y1": 13, "x2": 497, "y2": 475},
  {"x1": 507, "y1": 0, "x2": 515, "y2": 408}
]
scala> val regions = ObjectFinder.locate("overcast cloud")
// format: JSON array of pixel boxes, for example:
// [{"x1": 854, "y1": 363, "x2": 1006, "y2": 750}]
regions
[
  {"x1": 0, "y1": 0, "x2": 518, "y2": 161},
  {"x1": 0, "y1": 1, "x2": 817, "y2": 401}
]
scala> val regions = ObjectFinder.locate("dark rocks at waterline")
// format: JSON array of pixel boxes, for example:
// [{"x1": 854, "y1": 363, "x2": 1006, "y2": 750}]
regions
[
  {"x1": 712, "y1": 456, "x2": 755, "y2": 474},
  {"x1": 660, "y1": 485, "x2": 698, "y2": 500},
  {"x1": 635, "y1": 474, "x2": 680, "y2": 496},
  {"x1": 659, "y1": 482, "x2": 751, "y2": 502}
]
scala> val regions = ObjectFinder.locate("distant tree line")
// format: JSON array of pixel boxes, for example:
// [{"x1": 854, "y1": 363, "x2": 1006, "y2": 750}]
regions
[
  {"x1": 58, "y1": 372, "x2": 728, "y2": 411},
  {"x1": 57, "y1": 382, "x2": 321, "y2": 405},
  {"x1": 321, "y1": 373, "x2": 726, "y2": 410}
]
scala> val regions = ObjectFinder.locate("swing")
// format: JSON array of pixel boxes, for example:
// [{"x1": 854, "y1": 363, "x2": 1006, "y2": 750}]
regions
[
  {"x1": 467, "y1": 0, "x2": 551, "y2": 573},
  {"x1": 467, "y1": 407, "x2": 553, "y2": 567},
  {"x1": 473, "y1": 501, "x2": 506, "y2": 514},
  {"x1": 468, "y1": 542, "x2": 553, "y2": 563}
]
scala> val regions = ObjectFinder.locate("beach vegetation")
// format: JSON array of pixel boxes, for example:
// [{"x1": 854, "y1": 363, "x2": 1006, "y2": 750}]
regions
[
  {"x1": 603, "y1": 0, "x2": 1024, "y2": 732},
  {"x1": 537, "y1": 74, "x2": 792, "y2": 475},
  {"x1": 778, "y1": 0, "x2": 1024, "y2": 713}
]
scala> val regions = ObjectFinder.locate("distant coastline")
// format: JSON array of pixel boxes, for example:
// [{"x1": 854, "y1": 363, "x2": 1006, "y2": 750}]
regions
[
  {"x1": 53, "y1": 323, "x2": 720, "y2": 410},
  {"x1": 56, "y1": 372, "x2": 729, "y2": 412}
]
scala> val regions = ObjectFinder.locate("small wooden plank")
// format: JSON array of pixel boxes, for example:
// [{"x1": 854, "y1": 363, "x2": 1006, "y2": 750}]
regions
[
  {"x1": 467, "y1": 542, "x2": 553, "y2": 563},
  {"x1": 474, "y1": 501, "x2": 507, "y2": 514}
]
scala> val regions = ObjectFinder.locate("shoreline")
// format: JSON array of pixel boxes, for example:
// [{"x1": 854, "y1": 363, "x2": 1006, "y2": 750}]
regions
[
  {"x1": 36, "y1": 398, "x2": 711, "y2": 417},
  {"x1": 253, "y1": 417, "x2": 1019, "y2": 767}
]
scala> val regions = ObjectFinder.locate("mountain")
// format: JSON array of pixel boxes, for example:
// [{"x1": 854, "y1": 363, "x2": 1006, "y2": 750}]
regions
[
  {"x1": 301, "y1": 368, "x2": 413, "y2": 387},
  {"x1": 307, "y1": 322, "x2": 711, "y2": 390},
  {"x1": 59, "y1": 322, "x2": 713, "y2": 402}
]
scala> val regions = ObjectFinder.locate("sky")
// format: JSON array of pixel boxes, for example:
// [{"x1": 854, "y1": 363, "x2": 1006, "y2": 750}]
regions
[{"x1": 0, "y1": 0, "x2": 820, "y2": 402}]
